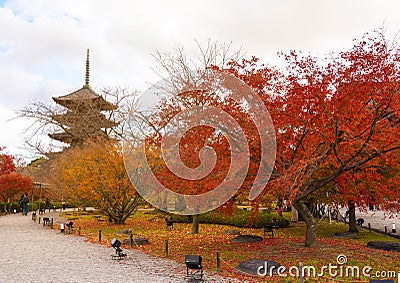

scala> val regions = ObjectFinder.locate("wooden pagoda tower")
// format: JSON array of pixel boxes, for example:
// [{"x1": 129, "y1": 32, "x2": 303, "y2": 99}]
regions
[{"x1": 49, "y1": 50, "x2": 118, "y2": 147}]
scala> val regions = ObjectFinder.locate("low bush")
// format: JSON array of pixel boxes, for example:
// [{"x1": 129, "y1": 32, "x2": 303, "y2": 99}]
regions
[
  {"x1": 170, "y1": 208, "x2": 290, "y2": 228},
  {"x1": 10, "y1": 202, "x2": 21, "y2": 212},
  {"x1": 0, "y1": 201, "x2": 45, "y2": 213},
  {"x1": 36, "y1": 200, "x2": 46, "y2": 209},
  {"x1": 29, "y1": 202, "x2": 38, "y2": 211}
]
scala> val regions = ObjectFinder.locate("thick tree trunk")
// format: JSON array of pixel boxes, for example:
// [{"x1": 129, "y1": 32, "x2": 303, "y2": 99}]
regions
[
  {"x1": 293, "y1": 199, "x2": 317, "y2": 247},
  {"x1": 191, "y1": 214, "x2": 199, "y2": 234},
  {"x1": 348, "y1": 201, "x2": 358, "y2": 233},
  {"x1": 175, "y1": 195, "x2": 186, "y2": 211},
  {"x1": 291, "y1": 206, "x2": 298, "y2": 222}
]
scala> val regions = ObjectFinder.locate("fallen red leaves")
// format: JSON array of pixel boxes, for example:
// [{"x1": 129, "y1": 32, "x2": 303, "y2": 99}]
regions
[{"x1": 63, "y1": 211, "x2": 400, "y2": 283}]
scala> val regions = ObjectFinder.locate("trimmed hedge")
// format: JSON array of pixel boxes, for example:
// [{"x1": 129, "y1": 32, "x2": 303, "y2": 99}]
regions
[
  {"x1": 0, "y1": 201, "x2": 44, "y2": 213},
  {"x1": 170, "y1": 209, "x2": 290, "y2": 228}
]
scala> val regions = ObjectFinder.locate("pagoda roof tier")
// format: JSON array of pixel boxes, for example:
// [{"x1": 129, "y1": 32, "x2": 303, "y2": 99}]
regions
[
  {"x1": 52, "y1": 111, "x2": 118, "y2": 128},
  {"x1": 48, "y1": 132, "x2": 74, "y2": 144},
  {"x1": 53, "y1": 85, "x2": 117, "y2": 111},
  {"x1": 49, "y1": 130, "x2": 108, "y2": 144}
]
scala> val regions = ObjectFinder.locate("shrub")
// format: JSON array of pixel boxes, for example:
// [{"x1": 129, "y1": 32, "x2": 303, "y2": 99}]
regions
[
  {"x1": 29, "y1": 202, "x2": 38, "y2": 211},
  {"x1": 36, "y1": 200, "x2": 46, "y2": 210},
  {"x1": 11, "y1": 201, "x2": 21, "y2": 212},
  {"x1": 169, "y1": 208, "x2": 290, "y2": 228},
  {"x1": 0, "y1": 201, "x2": 20, "y2": 213}
]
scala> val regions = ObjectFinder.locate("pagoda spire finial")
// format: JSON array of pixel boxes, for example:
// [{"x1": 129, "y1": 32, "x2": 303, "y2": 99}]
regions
[{"x1": 85, "y1": 49, "x2": 90, "y2": 87}]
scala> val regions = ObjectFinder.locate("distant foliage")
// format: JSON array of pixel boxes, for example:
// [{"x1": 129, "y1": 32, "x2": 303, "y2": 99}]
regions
[{"x1": 0, "y1": 147, "x2": 33, "y2": 212}]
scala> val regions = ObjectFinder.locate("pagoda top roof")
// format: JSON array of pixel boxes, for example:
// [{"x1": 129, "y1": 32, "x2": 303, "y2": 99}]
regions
[
  {"x1": 52, "y1": 86, "x2": 117, "y2": 110},
  {"x1": 52, "y1": 49, "x2": 116, "y2": 111}
]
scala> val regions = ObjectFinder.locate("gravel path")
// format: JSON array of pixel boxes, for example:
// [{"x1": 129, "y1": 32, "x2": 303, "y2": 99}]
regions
[
  {"x1": 0, "y1": 212, "x2": 240, "y2": 283},
  {"x1": 353, "y1": 209, "x2": 399, "y2": 235},
  {"x1": 338, "y1": 208, "x2": 400, "y2": 235}
]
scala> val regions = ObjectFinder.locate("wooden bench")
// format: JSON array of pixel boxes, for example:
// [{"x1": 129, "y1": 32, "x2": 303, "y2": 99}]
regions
[
  {"x1": 272, "y1": 218, "x2": 279, "y2": 228},
  {"x1": 263, "y1": 218, "x2": 279, "y2": 238},
  {"x1": 263, "y1": 225, "x2": 274, "y2": 238},
  {"x1": 185, "y1": 255, "x2": 203, "y2": 281},
  {"x1": 94, "y1": 215, "x2": 106, "y2": 222},
  {"x1": 165, "y1": 217, "x2": 174, "y2": 229},
  {"x1": 43, "y1": 217, "x2": 51, "y2": 226}
]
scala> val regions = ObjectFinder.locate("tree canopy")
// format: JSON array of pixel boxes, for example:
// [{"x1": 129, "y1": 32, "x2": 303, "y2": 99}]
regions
[
  {"x1": 135, "y1": 30, "x2": 400, "y2": 245},
  {"x1": 225, "y1": 29, "x2": 400, "y2": 246},
  {"x1": 55, "y1": 138, "x2": 141, "y2": 224},
  {"x1": 0, "y1": 147, "x2": 33, "y2": 212}
]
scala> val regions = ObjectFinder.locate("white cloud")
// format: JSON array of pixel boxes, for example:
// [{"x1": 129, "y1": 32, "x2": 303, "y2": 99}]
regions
[
  {"x1": 0, "y1": 63, "x2": 42, "y2": 105},
  {"x1": 0, "y1": 107, "x2": 33, "y2": 158},
  {"x1": 1, "y1": 0, "x2": 400, "y2": 160}
]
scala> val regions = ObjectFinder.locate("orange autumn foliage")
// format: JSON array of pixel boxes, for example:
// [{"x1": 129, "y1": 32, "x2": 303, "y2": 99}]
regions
[{"x1": 55, "y1": 138, "x2": 141, "y2": 224}]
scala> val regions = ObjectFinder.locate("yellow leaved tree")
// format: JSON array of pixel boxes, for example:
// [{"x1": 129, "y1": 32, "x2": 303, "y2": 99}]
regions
[{"x1": 55, "y1": 138, "x2": 142, "y2": 224}]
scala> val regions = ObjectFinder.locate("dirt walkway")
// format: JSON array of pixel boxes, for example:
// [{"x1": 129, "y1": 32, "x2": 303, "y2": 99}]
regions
[
  {"x1": 0, "y1": 212, "x2": 240, "y2": 283},
  {"x1": 339, "y1": 207, "x2": 399, "y2": 235}
]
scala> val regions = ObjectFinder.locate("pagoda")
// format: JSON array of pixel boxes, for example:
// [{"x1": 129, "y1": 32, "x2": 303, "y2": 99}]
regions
[{"x1": 49, "y1": 50, "x2": 118, "y2": 147}]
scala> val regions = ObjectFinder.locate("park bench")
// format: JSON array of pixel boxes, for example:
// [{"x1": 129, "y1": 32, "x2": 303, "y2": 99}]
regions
[
  {"x1": 43, "y1": 217, "x2": 51, "y2": 226},
  {"x1": 165, "y1": 217, "x2": 174, "y2": 229},
  {"x1": 94, "y1": 215, "x2": 107, "y2": 222},
  {"x1": 185, "y1": 255, "x2": 203, "y2": 281},
  {"x1": 263, "y1": 218, "x2": 279, "y2": 238},
  {"x1": 271, "y1": 218, "x2": 279, "y2": 228},
  {"x1": 263, "y1": 225, "x2": 274, "y2": 238}
]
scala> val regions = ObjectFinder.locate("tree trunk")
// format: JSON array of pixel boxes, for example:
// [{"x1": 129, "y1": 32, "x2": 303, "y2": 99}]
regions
[
  {"x1": 191, "y1": 214, "x2": 199, "y2": 234},
  {"x1": 293, "y1": 199, "x2": 317, "y2": 247},
  {"x1": 116, "y1": 217, "x2": 124, "y2": 225},
  {"x1": 291, "y1": 206, "x2": 298, "y2": 222},
  {"x1": 348, "y1": 201, "x2": 358, "y2": 233},
  {"x1": 109, "y1": 212, "x2": 125, "y2": 225},
  {"x1": 175, "y1": 195, "x2": 186, "y2": 211}
]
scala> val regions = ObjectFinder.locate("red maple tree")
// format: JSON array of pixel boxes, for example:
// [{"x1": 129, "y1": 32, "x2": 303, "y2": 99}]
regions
[
  {"x1": 144, "y1": 88, "x2": 259, "y2": 233},
  {"x1": 0, "y1": 147, "x2": 34, "y2": 212},
  {"x1": 226, "y1": 29, "x2": 400, "y2": 246},
  {"x1": 139, "y1": 30, "x2": 400, "y2": 244}
]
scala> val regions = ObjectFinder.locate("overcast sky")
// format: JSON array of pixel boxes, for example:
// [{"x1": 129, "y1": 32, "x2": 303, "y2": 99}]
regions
[{"x1": 1, "y1": 0, "x2": 400, "y2": 161}]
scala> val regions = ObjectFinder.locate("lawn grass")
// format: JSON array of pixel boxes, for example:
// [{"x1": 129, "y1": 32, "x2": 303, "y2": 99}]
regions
[{"x1": 61, "y1": 210, "x2": 400, "y2": 282}]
